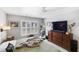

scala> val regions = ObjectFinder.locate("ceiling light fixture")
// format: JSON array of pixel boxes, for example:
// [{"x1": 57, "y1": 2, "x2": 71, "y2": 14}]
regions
[{"x1": 42, "y1": 7, "x2": 47, "y2": 12}]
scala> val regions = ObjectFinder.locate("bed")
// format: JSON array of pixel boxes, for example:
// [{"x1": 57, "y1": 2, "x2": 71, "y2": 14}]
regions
[
  {"x1": 0, "y1": 40, "x2": 16, "y2": 52},
  {"x1": 15, "y1": 38, "x2": 68, "y2": 52}
]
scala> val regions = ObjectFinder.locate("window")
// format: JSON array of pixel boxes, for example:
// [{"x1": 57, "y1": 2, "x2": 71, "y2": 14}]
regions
[{"x1": 21, "y1": 20, "x2": 39, "y2": 36}]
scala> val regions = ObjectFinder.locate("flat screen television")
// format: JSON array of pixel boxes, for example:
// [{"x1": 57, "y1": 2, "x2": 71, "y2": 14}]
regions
[{"x1": 52, "y1": 21, "x2": 67, "y2": 32}]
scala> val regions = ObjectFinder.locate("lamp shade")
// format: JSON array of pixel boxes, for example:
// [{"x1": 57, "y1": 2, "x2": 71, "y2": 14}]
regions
[
  {"x1": 0, "y1": 24, "x2": 11, "y2": 31},
  {"x1": 2, "y1": 26, "x2": 11, "y2": 30}
]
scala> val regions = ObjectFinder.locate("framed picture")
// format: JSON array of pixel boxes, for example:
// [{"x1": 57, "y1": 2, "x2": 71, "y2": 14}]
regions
[{"x1": 10, "y1": 22, "x2": 19, "y2": 27}]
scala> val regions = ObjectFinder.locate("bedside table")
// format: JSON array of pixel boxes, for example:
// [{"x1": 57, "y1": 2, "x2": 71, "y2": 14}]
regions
[
  {"x1": 7, "y1": 36, "x2": 14, "y2": 41},
  {"x1": 2, "y1": 36, "x2": 14, "y2": 43}
]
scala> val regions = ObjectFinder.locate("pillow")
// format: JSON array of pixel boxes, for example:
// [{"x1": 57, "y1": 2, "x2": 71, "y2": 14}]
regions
[
  {"x1": 6, "y1": 43, "x2": 14, "y2": 52},
  {"x1": 0, "y1": 40, "x2": 16, "y2": 52},
  {"x1": 27, "y1": 34, "x2": 34, "y2": 37},
  {"x1": 26, "y1": 38, "x2": 42, "y2": 48}
]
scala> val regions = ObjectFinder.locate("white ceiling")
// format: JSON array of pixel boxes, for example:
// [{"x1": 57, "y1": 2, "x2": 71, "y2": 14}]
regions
[
  {"x1": 45, "y1": 7, "x2": 64, "y2": 11},
  {"x1": 0, "y1": 7, "x2": 64, "y2": 18}
]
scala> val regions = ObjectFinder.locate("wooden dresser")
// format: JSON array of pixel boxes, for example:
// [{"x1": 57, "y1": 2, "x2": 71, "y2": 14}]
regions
[{"x1": 48, "y1": 31, "x2": 73, "y2": 51}]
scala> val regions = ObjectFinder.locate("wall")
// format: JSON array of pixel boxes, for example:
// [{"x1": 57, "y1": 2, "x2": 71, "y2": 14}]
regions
[
  {"x1": 44, "y1": 8, "x2": 79, "y2": 51},
  {"x1": 7, "y1": 14, "x2": 44, "y2": 40},
  {"x1": 0, "y1": 10, "x2": 6, "y2": 43}
]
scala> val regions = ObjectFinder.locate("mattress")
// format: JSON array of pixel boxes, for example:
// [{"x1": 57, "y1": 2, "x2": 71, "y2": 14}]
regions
[{"x1": 15, "y1": 40, "x2": 68, "y2": 52}]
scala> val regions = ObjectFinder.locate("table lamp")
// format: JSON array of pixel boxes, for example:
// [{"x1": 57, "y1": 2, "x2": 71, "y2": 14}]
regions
[{"x1": 0, "y1": 24, "x2": 11, "y2": 43}]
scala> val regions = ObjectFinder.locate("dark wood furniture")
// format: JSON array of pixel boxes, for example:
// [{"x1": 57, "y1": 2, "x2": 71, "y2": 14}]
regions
[
  {"x1": 71, "y1": 40, "x2": 78, "y2": 52},
  {"x1": 2, "y1": 36, "x2": 14, "y2": 43},
  {"x1": 48, "y1": 31, "x2": 73, "y2": 51},
  {"x1": 7, "y1": 36, "x2": 14, "y2": 41}
]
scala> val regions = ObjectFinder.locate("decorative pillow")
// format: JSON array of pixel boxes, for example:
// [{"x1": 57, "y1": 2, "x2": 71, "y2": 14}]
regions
[
  {"x1": 26, "y1": 38, "x2": 42, "y2": 48},
  {"x1": 6, "y1": 43, "x2": 14, "y2": 52},
  {"x1": 27, "y1": 34, "x2": 34, "y2": 37}
]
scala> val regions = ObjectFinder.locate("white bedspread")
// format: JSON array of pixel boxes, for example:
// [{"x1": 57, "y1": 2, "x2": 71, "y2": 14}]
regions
[
  {"x1": 0, "y1": 40, "x2": 16, "y2": 52},
  {"x1": 16, "y1": 39, "x2": 68, "y2": 52}
]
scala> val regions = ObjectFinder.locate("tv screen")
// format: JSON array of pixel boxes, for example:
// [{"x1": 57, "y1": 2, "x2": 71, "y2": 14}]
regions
[{"x1": 52, "y1": 21, "x2": 67, "y2": 32}]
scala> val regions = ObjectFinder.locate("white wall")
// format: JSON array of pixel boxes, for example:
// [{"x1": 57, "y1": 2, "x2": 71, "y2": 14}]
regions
[
  {"x1": 0, "y1": 10, "x2": 6, "y2": 43},
  {"x1": 7, "y1": 14, "x2": 43, "y2": 40},
  {"x1": 44, "y1": 8, "x2": 79, "y2": 51}
]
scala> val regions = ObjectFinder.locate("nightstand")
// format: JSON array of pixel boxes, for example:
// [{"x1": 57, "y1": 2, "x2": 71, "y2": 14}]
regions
[
  {"x1": 2, "y1": 36, "x2": 14, "y2": 43},
  {"x1": 7, "y1": 36, "x2": 14, "y2": 41}
]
